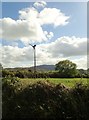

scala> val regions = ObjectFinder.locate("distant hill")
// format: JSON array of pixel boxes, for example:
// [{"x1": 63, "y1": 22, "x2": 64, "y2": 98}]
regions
[
  {"x1": 30, "y1": 65, "x2": 55, "y2": 71},
  {"x1": 4, "y1": 65, "x2": 55, "y2": 71}
]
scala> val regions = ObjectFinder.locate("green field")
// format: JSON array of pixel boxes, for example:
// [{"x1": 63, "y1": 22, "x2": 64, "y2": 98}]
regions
[{"x1": 18, "y1": 78, "x2": 89, "y2": 88}]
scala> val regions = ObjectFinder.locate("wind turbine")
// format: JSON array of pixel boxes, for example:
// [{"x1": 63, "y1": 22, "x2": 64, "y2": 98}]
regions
[{"x1": 29, "y1": 44, "x2": 36, "y2": 78}]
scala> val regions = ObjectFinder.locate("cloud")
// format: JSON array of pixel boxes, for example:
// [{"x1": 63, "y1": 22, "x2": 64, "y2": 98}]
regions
[
  {"x1": 44, "y1": 31, "x2": 54, "y2": 39},
  {"x1": 33, "y1": 1, "x2": 47, "y2": 8},
  {"x1": 72, "y1": 56, "x2": 87, "y2": 70},
  {"x1": 44, "y1": 36, "x2": 87, "y2": 57},
  {"x1": 19, "y1": 7, "x2": 38, "y2": 21},
  {"x1": 1, "y1": 36, "x2": 87, "y2": 69},
  {"x1": 19, "y1": 6, "x2": 69, "y2": 27},
  {"x1": 1, "y1": 45, "x2": 33, "y2": 68},
  {"x1": 39, "y1": 8, "x2": 70, "y2": 26},
  {"x1": 1, "y1": 17, "x2": 47, "y2": 44}
]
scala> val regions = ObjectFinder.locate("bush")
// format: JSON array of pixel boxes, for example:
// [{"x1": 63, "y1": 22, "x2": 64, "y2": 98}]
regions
[
  {"x1": 2, "y1": 79, "x2": 89, "y2": 120},
  {"x1": 2, "y1": 68, "x2": 89, "y2": 78}
]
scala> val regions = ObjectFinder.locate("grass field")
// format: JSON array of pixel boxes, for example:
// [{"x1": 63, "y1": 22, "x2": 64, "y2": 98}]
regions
[{"x1": 18, "y1": 78, "x2": 89, "y2": 88}]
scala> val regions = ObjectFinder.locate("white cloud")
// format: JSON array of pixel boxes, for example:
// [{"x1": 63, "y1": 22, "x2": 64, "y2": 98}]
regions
[
  {"x1": 72, "y1": 56, "x2": 87, "y2": 70},
  {"x1": 39, "y1": 8, "x2": 70, "y2": 26},
  {"x1": 19, "y1": 6, "x2": 69, "y2": 27},
  {"x1": 44, "y1": 31, "x2": 54, "y2": 39},
  {"x1": 1, "y1": 36, "x2": 87, "y2": 69},
  {"x1": 33, "y1": 1, "x2": 47, "y2": 8},
  {"x1": 19, "y1": 7, "x2": 38, "y2": 20},
  {"x1": 45, "y1": 36, "x2": 87, "y2": 57},
  {"x1": 1, "y1": 17, "x2": 47, "y2": 44},
  {"x1": 1, "y1": 45, "x2": 33, "y2": 68}
]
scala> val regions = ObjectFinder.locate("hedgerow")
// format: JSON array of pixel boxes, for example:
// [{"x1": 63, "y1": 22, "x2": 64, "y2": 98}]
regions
[{"x1": 2, "y1": 78, "x2": 89, "y2": 120}]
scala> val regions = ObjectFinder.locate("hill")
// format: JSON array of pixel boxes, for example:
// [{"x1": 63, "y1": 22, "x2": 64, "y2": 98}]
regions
[
  {"x1": 30, "y1": 65, "x2": 55, "y2": 71},
  {"x1": 4, "y1": 65, "x2": 55, "y2": 71}
]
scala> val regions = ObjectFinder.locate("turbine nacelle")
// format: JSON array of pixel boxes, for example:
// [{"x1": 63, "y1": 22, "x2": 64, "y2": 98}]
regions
[{"x1": 29, "y1": 44, "x2": 36, "y2": 49}]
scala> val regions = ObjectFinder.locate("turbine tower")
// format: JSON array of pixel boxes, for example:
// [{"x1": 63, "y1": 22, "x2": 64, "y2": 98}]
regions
[{"x1": 29, "y1": 44, "x2": 36, "y2": 78}]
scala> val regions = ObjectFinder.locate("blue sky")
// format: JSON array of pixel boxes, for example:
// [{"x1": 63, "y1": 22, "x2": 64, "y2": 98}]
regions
[{"x1": 0, "y1": 1, "x2": 87, "y2": 68}]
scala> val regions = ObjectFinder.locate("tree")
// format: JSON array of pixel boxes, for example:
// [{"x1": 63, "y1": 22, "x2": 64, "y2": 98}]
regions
[{"x1": 55, "y1": 60, "x2": 77, "y2": 78}]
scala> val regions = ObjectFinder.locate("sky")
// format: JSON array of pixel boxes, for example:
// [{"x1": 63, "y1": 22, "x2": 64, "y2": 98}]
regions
[{"x1": 0, "y1": 1, "x2": 88, "y2": 69}]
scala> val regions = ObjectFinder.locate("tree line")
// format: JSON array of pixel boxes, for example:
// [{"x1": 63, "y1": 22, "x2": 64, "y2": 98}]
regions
[{"x1": 1, "y1": 60, "x2": 89, "y2": 78}]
